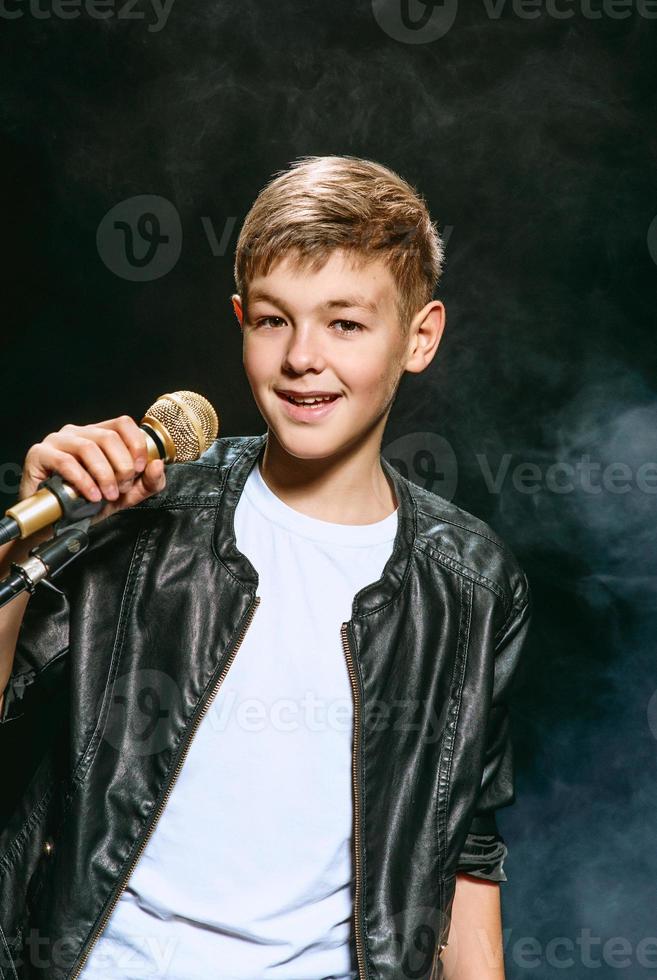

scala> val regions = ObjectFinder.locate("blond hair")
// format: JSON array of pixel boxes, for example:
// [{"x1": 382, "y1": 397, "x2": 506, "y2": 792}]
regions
[{"x1": 233, "y1": 155, "x2": 445, "y2": 338}]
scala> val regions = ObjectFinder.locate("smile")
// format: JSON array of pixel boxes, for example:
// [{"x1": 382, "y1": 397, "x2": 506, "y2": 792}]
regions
[{"x1": 276, "y1": 390, "x2": 342, "y2": 420}]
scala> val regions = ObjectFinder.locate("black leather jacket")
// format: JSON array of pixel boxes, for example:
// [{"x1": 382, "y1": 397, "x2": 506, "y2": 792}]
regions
[{"x1": 0, "y1": 432, "x2": 532, "y2": 980}]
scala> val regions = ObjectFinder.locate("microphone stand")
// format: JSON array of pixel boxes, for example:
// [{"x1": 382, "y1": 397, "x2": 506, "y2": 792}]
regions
[
  {"x1": 0, "y1": 473, "x2": 104, "y2": 608},
  {"x1": 0, "y1": 524, "x2": 91, "y2": 608}
]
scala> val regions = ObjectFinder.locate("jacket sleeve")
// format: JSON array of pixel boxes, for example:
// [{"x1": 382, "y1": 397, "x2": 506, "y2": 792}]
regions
[
  {"x1": 0, "y1": 576, "x2": 70, "y2": 726},
  {"x1": 454, "y1": 574, "x2": 533, "y2": 882}
]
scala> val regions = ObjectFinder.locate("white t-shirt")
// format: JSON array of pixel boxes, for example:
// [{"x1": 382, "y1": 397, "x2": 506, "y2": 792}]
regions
[{"x1": 79, "y1": 456, "x2": 398, "y2": 980}]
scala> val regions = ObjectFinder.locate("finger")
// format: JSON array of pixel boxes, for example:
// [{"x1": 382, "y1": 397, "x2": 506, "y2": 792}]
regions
[
  {"x1": 82, "y1": 427, "x2": 141, "y2": 493},
  {"x1": 47, "y1": 430, "x2": 121, "y2": 501},
  {"x1": 95, "y1": 416, "x2": 149, "y2": 473},
  {"x1": 141, "y1": 459, "x2": 165, "y2": 488},
  {"x1": 119, "y1": 460, "x2": 166, "y2": 505},
  {"x1": 29, "y1": 443, "x2": 104, "y2": 502}
]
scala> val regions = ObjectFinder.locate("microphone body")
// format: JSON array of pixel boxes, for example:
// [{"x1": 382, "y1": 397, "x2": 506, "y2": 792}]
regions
[{"x1": 0, "y1": 391, "x2": 218, "y2": 545}]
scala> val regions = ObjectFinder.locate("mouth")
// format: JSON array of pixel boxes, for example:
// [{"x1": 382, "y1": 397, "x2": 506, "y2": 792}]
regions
[
  {"x1": 276, "y1": 390, "x2": 341, "y2": 406},
  {"x1": 275, "y1": 389, "x2": 342, "y2": 420}
]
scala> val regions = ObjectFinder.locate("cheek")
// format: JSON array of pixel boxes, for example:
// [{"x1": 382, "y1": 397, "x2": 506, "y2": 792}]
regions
[
  {"x1": 351, "y1": 355, "x2": 399, "y2": 398},
  {"x1": 242, "y1": 338, "x2": 271, "y2": 379}
]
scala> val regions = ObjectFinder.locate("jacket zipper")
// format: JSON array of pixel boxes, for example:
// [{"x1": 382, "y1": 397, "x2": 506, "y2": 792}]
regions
[
  {"x1": 341, "y1": 621, "x2": 366, "y2": 980},
  {"x1": 69, "y1": 594, "x2": 261, "y2": 980}
]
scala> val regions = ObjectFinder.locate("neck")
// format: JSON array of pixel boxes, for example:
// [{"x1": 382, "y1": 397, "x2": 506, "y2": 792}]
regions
[{"x1": 258, "y1": 429, "x2": 398, "y2": 525}]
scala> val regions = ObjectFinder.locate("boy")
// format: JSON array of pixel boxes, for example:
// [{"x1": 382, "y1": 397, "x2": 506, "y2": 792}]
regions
[{"x1": 0, "y1": 155, "x2": 532, "y2": 979}]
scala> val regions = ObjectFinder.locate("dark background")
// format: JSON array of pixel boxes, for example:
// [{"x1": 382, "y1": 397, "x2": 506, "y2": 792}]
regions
[{"x1": 2, "y1": 1, "x2": 657, "y2": 976}]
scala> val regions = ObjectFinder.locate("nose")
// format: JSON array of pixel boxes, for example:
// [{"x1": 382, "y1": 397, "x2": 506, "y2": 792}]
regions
[{"x1": 281, "y1": 323, "x2": 327, "y2": 374}]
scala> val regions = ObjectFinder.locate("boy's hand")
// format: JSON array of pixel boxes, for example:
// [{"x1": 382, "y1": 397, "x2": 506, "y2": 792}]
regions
[{"x1": 18, "y1": 415, "x2": 167, "y2": 529}]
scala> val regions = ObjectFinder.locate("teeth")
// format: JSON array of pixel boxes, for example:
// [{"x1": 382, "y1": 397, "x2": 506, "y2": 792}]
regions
[{"x1": 286, "y1": 395, "x2": 335, "y2": 405}]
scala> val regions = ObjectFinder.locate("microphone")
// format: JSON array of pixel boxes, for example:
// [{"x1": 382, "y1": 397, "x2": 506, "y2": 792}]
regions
[{"x1": 0, "y1": 390, "x2": 219, "y2": 546}]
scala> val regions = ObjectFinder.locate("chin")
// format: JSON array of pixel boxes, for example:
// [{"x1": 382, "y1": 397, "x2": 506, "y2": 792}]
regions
[
  {"x1": 274, "y1": 432, "x2": 338, "y2": 459},
  {"x1": 264, "y1": 420, "x2": 349, "y2": 461}
]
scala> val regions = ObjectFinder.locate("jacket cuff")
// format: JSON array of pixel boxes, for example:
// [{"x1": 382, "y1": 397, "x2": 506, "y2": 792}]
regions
[
  {"x1": 455, "y1": 832, "x2": 509, "y2": 882},
  {"x1": 0, "y1": 669, "x2": 35, "y2": 724}
]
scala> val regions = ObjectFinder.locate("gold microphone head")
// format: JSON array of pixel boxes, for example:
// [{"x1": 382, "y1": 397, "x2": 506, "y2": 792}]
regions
[{"x1": 141, "y1": 391, "x2": 219, "y2": 463}]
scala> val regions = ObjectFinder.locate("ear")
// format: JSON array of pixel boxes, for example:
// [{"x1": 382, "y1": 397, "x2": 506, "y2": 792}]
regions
[
  {"x1": 231, "y1": 294, "x2": 243, "y2": 326},
  {"x1": 403, "y1": 300, "x2": 446, "y2": 375}
]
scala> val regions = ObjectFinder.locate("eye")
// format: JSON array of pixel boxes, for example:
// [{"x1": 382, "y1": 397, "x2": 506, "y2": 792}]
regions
[
  {"x1": 253, "y1": 316, "x2": 364, "y2": 334},
  {"x1": 256, "y1": 316, "x2": 285, "y2": 328},
  {"x1": 332, "y1": 320, "x2": 363, "y2": 335}
]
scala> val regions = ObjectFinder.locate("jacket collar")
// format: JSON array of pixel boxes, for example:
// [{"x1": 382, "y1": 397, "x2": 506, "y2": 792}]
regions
[{"x1": 212, "y1": 431, "x2": 417, "y2": 619}]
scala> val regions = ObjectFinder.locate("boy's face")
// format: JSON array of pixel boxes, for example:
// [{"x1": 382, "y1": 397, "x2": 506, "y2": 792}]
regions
[{"x1": 231, "y1": 247, "x2": 442, "y2": 462}]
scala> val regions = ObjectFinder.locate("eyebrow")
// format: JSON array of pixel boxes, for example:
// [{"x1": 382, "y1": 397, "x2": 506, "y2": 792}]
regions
[{"x1": 248, "y1": 290, "x2": 379, "y2": 316}]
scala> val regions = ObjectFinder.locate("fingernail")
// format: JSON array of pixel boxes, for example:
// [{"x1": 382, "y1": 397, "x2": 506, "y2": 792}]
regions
[
  {"x1": 135, "y1": 457, "x2": 146, "y2": 472},
  {"x1": 90, "y1": 487, "x2": 102, "y2": 501}
]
